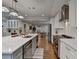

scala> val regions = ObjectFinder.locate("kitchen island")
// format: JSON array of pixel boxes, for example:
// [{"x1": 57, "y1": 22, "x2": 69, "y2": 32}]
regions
[{"x1": 2, "y1": 34, "x2": 38, "y2": 59}]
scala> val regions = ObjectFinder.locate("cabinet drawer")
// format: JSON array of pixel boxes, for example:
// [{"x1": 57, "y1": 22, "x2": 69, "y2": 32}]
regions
[
  {"x1": 65, "y1": 52, "x2": 76, "y2": 59},
  {"x1": 60, "y1": 41, "x2": 77, "y2": 59},
  {"x1": 63, "y1": 43, "x2": 77, "y2": 56},
  {"x1": 13, "y1": 52, "x2": 22, "y2": 59}
]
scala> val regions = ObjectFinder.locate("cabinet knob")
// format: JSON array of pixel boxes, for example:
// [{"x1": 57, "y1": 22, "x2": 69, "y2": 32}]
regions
[
  {"x1": 66, "y1": 55, "x2": 69, "y2": 59},
  {"x1": 65, "y1": 47, "x2": 71, "y2": 51}
]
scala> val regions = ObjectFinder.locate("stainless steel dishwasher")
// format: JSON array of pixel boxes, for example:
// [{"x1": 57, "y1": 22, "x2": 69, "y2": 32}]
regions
[{"x1": 24, "y1": 40, "x2": 32, "y2": 59}]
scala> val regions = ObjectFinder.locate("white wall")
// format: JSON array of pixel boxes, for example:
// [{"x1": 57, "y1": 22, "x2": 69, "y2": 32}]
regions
[
  {"x1": 54, "y1": 11, "x2": 65, "y2": 35},
  {"x1": 69, "y1": 0, "x2": 77, "y2": 27},
  {"x1": 41, "y1": 25, "x2": 48, "y2": 33},
  {"x1": 2, "y1": 17, "x2": 10, "y2": 36}
]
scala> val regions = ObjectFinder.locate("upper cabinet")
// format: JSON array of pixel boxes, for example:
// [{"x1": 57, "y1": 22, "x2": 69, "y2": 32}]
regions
[
  {"x1": 7, "y1": 20, "x2": 18, "y2": 29},
  {"x1": 7, "y1": 19, "x2": 23, "y2": 29},
  {"x1": 69, "y1": 0, "x2": 77, "y2": 27},
  {"x1": 55, "y1": 0, "x2": 77, "y2": 28}
]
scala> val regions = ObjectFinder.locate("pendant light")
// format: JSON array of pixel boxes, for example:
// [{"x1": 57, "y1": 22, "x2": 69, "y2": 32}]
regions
[
  {"x1": 9, "y1": 0, "x2": 18, "y2": 16},
  {"x1": 9, "y1": 12, "x2": 18, "y2": 16},
  {"x1": 2, "y1": 6, "x2": 9, "y2": 12},
  {"x1": 18, "y1": 15, "x2": 24, "y2": 19}
]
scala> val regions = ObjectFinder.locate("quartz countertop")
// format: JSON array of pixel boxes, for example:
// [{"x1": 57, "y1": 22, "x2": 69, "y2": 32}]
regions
[
  {"x1": 2, "y1": 34, "x2": 38, "y2": 54},
  {"x1": 60, "y1": 38, "x2": 77, "y2": 51}
]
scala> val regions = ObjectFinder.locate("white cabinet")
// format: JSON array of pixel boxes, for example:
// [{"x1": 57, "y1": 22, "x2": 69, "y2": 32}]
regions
[
  {"x1": 65, "y1": 51, "x2": 76, "y2": 59},
  {"x1": 24, "y1": 37, "x2": 37, "y2": 59},
  {"x1": 58, "y1": 41, "x2": 67, "y2": 59},
  {"x1": 59, "y1": 40, "x2": 77, "y2": 59},
  {"x1": 7, "y1": 20, "x2": 18, "y2": 28},
  {"x1": 24, "y1": 41, "x2": 32, "y2": 59},
  {"x1": 69, "y1": 0, "x2": 77, "y2": 27},
  {"x1": 13, "y1": 48, "x2": 22, "y2": 59},
  {"x1": 2, "y1": 48, "x2": 22, "y2": 59},
  {"x1": 7, "y1": 20, "x2": 23, "y2": 29}
]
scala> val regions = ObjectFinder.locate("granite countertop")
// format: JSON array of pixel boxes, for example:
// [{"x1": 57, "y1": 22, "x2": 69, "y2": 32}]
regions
[
  {"x1": 60, "y1": 38, "x2": 77, "y2": 51},
  {"x1": 2, "y1": 34, "x2": 38, "y2": 54}
]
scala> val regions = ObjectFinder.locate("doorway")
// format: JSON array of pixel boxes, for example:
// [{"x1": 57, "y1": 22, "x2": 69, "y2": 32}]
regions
[{"x1": 48, "y1": 24, "x2": 52, "y2": 43}]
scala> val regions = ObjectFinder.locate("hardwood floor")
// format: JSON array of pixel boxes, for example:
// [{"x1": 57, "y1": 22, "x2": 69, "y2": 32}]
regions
[{"x1": 37, "y1": 34, "x2": 57, "y2": 59}]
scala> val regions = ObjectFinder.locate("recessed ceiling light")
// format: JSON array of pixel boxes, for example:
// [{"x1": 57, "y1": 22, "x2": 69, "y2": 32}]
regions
[
  {"x1": 41, "y1": 14, "x2": 45, "y2": 16},
  {"x1": 18, "y1": 16, "x2": 24, "y2": 19},
  {"x1": 25, "y1": 15, "x2": 28, "y2": 16},
  {"x1": 32, "y1": 7, "x2": 35, "y2": 9}
]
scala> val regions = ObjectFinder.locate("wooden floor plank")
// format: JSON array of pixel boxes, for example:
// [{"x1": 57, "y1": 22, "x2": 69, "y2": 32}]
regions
[{"x1": 37, "y1": 34, "x2": 57, "y2": 59}]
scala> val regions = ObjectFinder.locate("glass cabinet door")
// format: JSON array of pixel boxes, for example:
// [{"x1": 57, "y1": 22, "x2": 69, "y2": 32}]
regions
[{"x1": 14, "y1": 21, "x2": 16, "y2": 28}]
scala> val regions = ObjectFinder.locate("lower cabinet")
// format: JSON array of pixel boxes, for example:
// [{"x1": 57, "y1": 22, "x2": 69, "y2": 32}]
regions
[
  {"x1": 65, "y1": 52, "x2": 76, "y2": 59},
  {"x1": 59, "y1": 40, "x2": 77, "y2": 59},
  {"x1": 59, "y1": 41, "x2": 67, "y2": 59},
  {"x1": 24, "y1": 37, "x2": 37, "y2": 59},
  {"x1": 24, "y1": 40, "x2": 32, "y2": 58},
  {"x1": 12, "y1": 48, "x2": 22, "y2": 59},
  {"x1": 32, "y1": 37, "x2": 37, "y2": 54},
  {"x1": 2, "y1": 48, "x2": 23, "y2": 59}
]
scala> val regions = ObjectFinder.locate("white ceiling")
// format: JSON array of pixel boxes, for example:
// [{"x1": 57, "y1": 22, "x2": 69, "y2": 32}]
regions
[{"x1": 2, "y1": 0, "x2": 68, "y2": 22}]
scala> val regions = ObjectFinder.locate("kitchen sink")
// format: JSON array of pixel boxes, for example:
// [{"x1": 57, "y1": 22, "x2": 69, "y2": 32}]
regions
[{"x1": 23, "y1": 35, "x2": 32, "y2": 38}]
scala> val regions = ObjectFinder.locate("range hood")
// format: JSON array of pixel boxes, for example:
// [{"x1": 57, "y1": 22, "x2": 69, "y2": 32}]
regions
[{"x1": 59, "y1": 4, "x2": 69, "y2": 22}]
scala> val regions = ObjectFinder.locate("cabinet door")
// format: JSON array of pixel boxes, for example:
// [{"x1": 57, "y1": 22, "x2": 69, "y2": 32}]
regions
[
  {"x1": 7, "y1": 20, "x2": 19, "y2": 28},
  {"x1": 11, "y1": 21, "x2": 12, "y2": 28},
  {"x1": 13, "y1": 48, "x2": 22, "y2": 59},
  {"x1": 17, "y1": 21, "x2": 18, "y2": 27},
  {"x1": 60, "y1": 42, "x2": 67, "y2": 59},
  {"x1": 24, "y1": 41, "x2": 32, "y2": 59},
  {"x1": 24, "y1": 42, "x2": 32, "y2": 54},
  {"x1": 7, "y1": 20, "x2": 12, "y2": 28},
  {"x1": 13, "y1": 53, "x2": 22, "y2": 59},
  {"x1": 14, "y1": 20, "x2": 15, "y2": 28},
  {"x1": 64, "y1": 43, "x2": 77, "y2": 59},
  {"x1": 2, "y1": 54, "x2": 12, "y2": 59},
  {"x1": 32, "y1": 37, "x2": 37, "y2": 54},
  {"x1": 7, "y1": 20, "x2": 10, "y2": 28},
  {"x1": 60, "y1": 41, "x2": 77, "y2": 59},
  {"x1": 65, "y1": 52, "x2": 76, "y2": 59},
  {"x1": 14, "y1": 20, "x2": 17, "y2": 28},
  {"x1": 54, "y1": 12, "x2": 64, "y2": 28}
]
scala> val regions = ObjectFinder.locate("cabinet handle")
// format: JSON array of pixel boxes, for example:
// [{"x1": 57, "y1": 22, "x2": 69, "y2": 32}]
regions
[
  {"x1": 65, "y1": 47, "x2": 71, "y2": 51},
  {"x1": 66, "y1": 56, "x2": 69, "y2": 59},
  {"x1": 17, "y1": 21, "x2": 18, "y2": 27}
]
